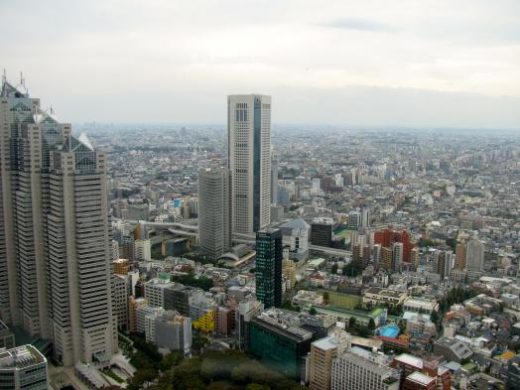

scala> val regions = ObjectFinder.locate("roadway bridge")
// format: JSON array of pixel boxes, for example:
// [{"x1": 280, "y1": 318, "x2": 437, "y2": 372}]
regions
[{"x1": 117, "y1": 219, "x2": 351, "y2": 257}]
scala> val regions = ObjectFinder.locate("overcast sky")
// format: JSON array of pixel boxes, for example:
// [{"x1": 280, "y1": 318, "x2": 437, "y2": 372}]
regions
[{"x1": 1, "y1": 0, "x2": 519, "y2": 129}]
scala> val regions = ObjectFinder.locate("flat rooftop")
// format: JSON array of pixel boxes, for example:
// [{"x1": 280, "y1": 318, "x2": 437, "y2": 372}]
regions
[
  {"x1": 407, "y1": 371, "x2": 436, "y2": 385},
  {"x1": 0, "y1": 345, "x2": 45, "y2": 369},
  {"x1": 394, "y1": 353, "x2": 423, "y2": 369}
]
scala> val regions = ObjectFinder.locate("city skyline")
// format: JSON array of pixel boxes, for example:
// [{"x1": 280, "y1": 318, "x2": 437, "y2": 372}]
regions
[{"x1": 1, "y1": 0, "x2": 519, "y2": 128}]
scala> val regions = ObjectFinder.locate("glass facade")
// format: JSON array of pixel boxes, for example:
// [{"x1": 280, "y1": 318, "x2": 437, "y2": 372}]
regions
[{"x1": 255, "y1": 229, "x2": 282, "y2": 308}]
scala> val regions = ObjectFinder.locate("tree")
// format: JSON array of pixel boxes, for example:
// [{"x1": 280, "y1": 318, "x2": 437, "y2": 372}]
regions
[
  {"x1": 192, "y1": 333, "x2": 209, "y2": 352},
  {"x1": 348, "y1": 317, "x2": 357, "y2": 330},
  {"x1": 331, "y1": 263, "x2": 338, "y2": 275},
  {"x1": 159, "y1": 351, "x2": 183, "y2": 371},
  {"x1": 323, "y1": 292, "x2": 330, "y2": 304},
  {"x1": 368, "y1": 318, "x2": 376, "y2": 332},
  {"x1": 309, "y1": 307, "x2": 317, "y2": 315},
  {"x1": 128, "y1": 368, "x2": 158, "y2": 390},
  {"x1": 430, "y1": 310, "x2": 440, "y2": 330}
]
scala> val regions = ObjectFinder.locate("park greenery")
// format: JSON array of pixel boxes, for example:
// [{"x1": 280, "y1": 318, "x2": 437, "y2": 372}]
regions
[
  {"x1": 125, "y1": 333, "x2": 305, "y2": 390},
  {"x1": 170, "y1": 272, "x2": 214, "y2": 291},
  {"x1": 342, "y1": 258, "x2": 364, "y2": 277}
]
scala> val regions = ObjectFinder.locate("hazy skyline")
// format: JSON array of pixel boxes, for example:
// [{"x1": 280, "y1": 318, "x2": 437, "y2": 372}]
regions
[{"x1": 1, "y1": 0, "x2": 519, "y2": 128}]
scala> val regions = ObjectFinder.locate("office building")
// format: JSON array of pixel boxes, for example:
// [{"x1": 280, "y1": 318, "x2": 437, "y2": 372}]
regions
[
  {"x1": 466, "y1": 237, "x2": 484, "y2": 273},
  {"x1": 436, "y1": 250, "x2": 453, "y2": 279},
  {"x1": 454, "y1": 242, "x2": 466, "y2": 270},
  {"x1": 374, "y1": 229, "x2": 413, "y2": 263},
  {"x1": 311, "y1": 218, "x2": 334, "y2": 247},
  {"x1": 271, "y1": 152, "x2": 279, "y2": 205},
  {"x1": 128, "y1": 297, "x2": 148, "y2": 333},
  {"x1": 309, "y1": 327, "x2": 352, "y2": 390},
  {"x1": 361, "y1": 206, "x2": 370, "y2": 228},
  {"x1": 164, "y1": 284, "x2": 197, "y2": 316},
  {"x1": 331, "y1": 348, "x2": 400, "y2": 390},
  {"x1": 144, "y1": 277, "x2": 176, "y2": 308},
  {"x1": 249, "y1": 308, "x2": 313, "y2": 379},
  {"x1": 134, "y1": 239, "x2": 151, "y2": 261},
  {"x1": 0, "y1": 344, "x2": 48, "y2": 390},
  {"x1": 198, "y1": 167, "x2": 231, "y2": 259},
  {"x1": 0, "y1": 79, "x2": 116, "y2": 365},
  {"x1": 392, "y1": 242, "x2": 403, "y2": 272},
  {"x1": 189, "y1": 292, "x2": 217, "y2": 333},
  {"x1": 136, "y1": 305, "x2": 164, "y2": 336},
  {"x1": 112, "y1": 274, "x2": 129, "y2": 331},
  {"x1": 255, "y1": 229, "x2": 283, "y2": 308},
  {"x1": 228, "y1": 94, "x2": 271, "y2": 234},
  {"x1": 155, "y1": 310, "x2": 192, "y2": 355},
  {"x1": 235, "y1": 297, "x2": 264, "y2": 351}
]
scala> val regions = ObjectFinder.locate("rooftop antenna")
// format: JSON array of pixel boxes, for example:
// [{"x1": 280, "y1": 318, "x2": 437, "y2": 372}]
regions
[
  {"x1": 50, "y1": 105, "x2": 54, "y2": 115},
  {"x1": 2, "y1": 69, "x2": 6, "y2": 84},
  {"x1": 20, "y1": 71, "x2": 25, "y2": 86}
]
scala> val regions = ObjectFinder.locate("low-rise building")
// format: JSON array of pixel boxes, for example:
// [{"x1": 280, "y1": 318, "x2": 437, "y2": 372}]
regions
[
  {"x1": 363, "y1": 288, "x2": 407, "y2": 308},
  {"x1": 433, "y1": 337, "x2": 473, "y2": 363},
  {"x1": 292, "y1": 290, "x2": 324, "y2": 308},
  {"x1": 403, "y1": 297, "x2": 438, "y2": 315}
]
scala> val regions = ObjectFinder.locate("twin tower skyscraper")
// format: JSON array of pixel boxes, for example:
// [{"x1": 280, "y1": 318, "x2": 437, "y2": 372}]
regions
[
  {"x1": 199, "y1": 95, "x2": 272, "y2": 259},
  {"x1": 0, "y1": 78, "x2": 116, "y2": 366}
]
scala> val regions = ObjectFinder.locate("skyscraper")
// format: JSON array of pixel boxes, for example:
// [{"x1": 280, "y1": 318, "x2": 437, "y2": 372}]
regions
[
  {"x1": 198, "y1": 167, "x2": 231, "y2": 260},
  {"x1": 0, "y1": 78, "x2": 116, "y2": 366},
  {"x1": 255, "y1": 228, "x2": 283, "y2": 308},
  {"x1": 271, "y1": 150, "x2": 279, "y2": 205},
  {"x1": 228, "y1": 94, "x2": 271, "y2": 234}
]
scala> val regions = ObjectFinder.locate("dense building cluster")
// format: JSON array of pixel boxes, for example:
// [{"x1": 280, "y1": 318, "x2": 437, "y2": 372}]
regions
[{"x1": 1, "y1": 78, "x2": 520, "y2": 389}]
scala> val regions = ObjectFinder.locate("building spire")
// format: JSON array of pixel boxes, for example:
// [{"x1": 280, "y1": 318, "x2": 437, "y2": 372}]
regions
[
  {"x1": 2, "y1": 69, "x2": 6, "y2": 84},
  {"x1": 20, "y1": 71, "x2": 25, "y2": 86}
]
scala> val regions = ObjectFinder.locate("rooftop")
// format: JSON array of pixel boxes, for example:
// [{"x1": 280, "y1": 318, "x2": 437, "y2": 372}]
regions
[
  {"x1": 394, "y1": 353, "x2": 423, "y2": 369},
  {"x1": 406, "y1": 371, "x2": 436, "y2": 385},
  {"x1": 0, "y1": 345, "x2": 45, "y2": 369}
]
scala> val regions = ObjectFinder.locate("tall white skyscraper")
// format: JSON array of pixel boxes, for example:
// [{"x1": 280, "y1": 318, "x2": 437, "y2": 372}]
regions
[
  {"x1": 198, "y1": 167, "x2": 231, "y2": 259},
  {"x1": 0, "y1": 77, "x2": 116, "y2": 366},
  {"x1": 271, "y1": 150, "x2": 279, "y2": 206},
  {"x1": 228, "y1": 94, "x2": 271, "y2": 234}
]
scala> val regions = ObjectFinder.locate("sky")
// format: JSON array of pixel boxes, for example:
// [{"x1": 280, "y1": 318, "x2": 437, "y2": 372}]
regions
[{"x1": 1, "y1": 0, "x2": 519, "y2": 129}]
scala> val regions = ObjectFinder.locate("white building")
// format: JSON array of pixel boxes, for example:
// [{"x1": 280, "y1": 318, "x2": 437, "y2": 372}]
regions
[
  {"x1": 0, "y1": 345, "x2": 48, "y2": 390},
  {"x1": 144, "y1": 278, "x2": 176, "y2": 308},
  {"x1": 112, "y1": 275, "x2": 129, "y2": 331},
  {"x1": 135, "y1": 239, "x2": 152, "y2": 261},
  {"x1": 155, "y1": 310, "x2": 192, "y2": 355},
  {"x1": 228, "y1": 94, "x2": 271, "y2": 234},
  {"x1": 280, "y1": 218, "x2": 310, "y2": 261},
  {"x1": 331, "y1": 348, "x2": 400, "y2": 390}
]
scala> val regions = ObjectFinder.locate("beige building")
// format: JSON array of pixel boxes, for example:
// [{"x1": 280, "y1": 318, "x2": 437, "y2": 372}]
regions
[
  {"x1": 0, "y1": 79, "x2": 117, "y2": 366},
  {"x1": 309, "y1": 327, "x2": 352, "y2": 390},
  {"x1": 282, "y1": 258, "x2": 297, "y2": 290},
  {"x1": 363, "y1": 288, "x2": 407, "y2": 308},
  {"x1": 228, "y1": 95, "x2": 271, "y2": 234},
  {"x1": 113, "y1": 258, "x2": 130, "y2": 275}
]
